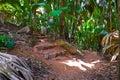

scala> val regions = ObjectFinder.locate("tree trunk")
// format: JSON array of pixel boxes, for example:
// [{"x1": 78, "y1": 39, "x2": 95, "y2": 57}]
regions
[
  {"x1": 32, "y1": 8, "x2": 36, "y2": 34},
  {"x1": 31, "y1": 1, "x2": 37, "y2": 34},
  {"x1": 60, "y1": 0, "x2": 65, "y2": 39},
  {"x1": 108, "y1": 1, "x2": 112, "y2": 32},
  {"x1": 117, "y1": 0, "x2": 120, "y2": 79}
]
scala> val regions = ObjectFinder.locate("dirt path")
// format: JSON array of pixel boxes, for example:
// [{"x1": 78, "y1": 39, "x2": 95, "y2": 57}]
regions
[
  {"x1": 33, "y1": 34, "x2": 117, "y2": 80},
  {"x1": 9, "y1": 34, "x2": 118, "y2": 80}
]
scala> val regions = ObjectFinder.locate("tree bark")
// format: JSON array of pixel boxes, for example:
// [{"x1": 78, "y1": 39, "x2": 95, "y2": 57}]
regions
[
  {"x1": 117, "y1": 0, "x2": 120, "y2": 79},
  {"x1": 60, "y1": 0, "x2": 65, "y2": 39},
  {"x1": 108, "y1": 1, "x2": 113, "y2": 32}
]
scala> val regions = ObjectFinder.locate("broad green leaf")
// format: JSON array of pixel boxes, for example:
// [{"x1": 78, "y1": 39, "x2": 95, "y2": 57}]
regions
[
  {"x1": 92, "y1": 25, "x2": 103, "y2": 33},
  {"x1": 0, "y1": 35, "x2": 7, "y2": 42},
  {"x1": 50, "y1": 10, "x2": 62, "y2": 16},
  {"x1": 100, "y1": 30, "x2": 108, "y2": 35},
  {"x1": 37, "y1": 3, "x2": 46, "y2": 7},
  {"x1": 5, "y1": 37, "x2": 15, "y2": 49},
  {"x1": 31, "y1": 2, "x2": 46, "y2": 9},
  {"x1": 60, "y1": 6, "x2": 68, "y2": 10}
]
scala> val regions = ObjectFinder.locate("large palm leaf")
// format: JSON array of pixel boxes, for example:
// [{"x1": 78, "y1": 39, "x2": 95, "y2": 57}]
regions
[
  {"x1": 0, "y1": 52, "x2": 33, "y2": 80},
  {"x1": 101, "y1": 30, "x2": 119, "y2": 61}
]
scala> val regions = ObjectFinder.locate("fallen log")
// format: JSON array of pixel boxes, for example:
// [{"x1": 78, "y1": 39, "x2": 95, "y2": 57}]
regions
[{"x1": 54, "y1": 40, "x2": 82, "y2": 55}]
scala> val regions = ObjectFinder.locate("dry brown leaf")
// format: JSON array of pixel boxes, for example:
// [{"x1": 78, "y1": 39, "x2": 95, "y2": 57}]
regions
[{"x1": 101, "y1": 31, "x2": 119, "y2": 61}]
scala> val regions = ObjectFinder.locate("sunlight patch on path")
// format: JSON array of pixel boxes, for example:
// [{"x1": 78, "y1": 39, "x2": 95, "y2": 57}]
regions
[{"x1": 61, "y1": 59, "x2": 101, "y2": 71}]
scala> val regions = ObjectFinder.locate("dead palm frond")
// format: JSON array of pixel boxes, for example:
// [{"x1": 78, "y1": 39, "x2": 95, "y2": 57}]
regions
[
  {"x1": 0, "y1": 52, "x2": 33, "y2": 80},
  {"x1": 101, "y1": 30, "x2": 118, "y2": 46},
  {"x1": 101, "y1": 30, "x2": 119, "y2": 61}
]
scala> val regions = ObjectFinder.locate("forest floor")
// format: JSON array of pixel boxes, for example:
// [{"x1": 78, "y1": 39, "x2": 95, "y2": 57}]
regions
[{"x1": 0, "y1": 24, "x2": 118, "y2": 80}]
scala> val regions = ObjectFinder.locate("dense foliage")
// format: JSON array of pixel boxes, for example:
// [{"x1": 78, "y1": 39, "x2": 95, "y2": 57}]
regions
[
  {"x1": 0, "y1": 0, "x2": 118, "y2": 51},
  {"x1": 0, "y1": 34, "x2": 15, "y2": 49}
]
